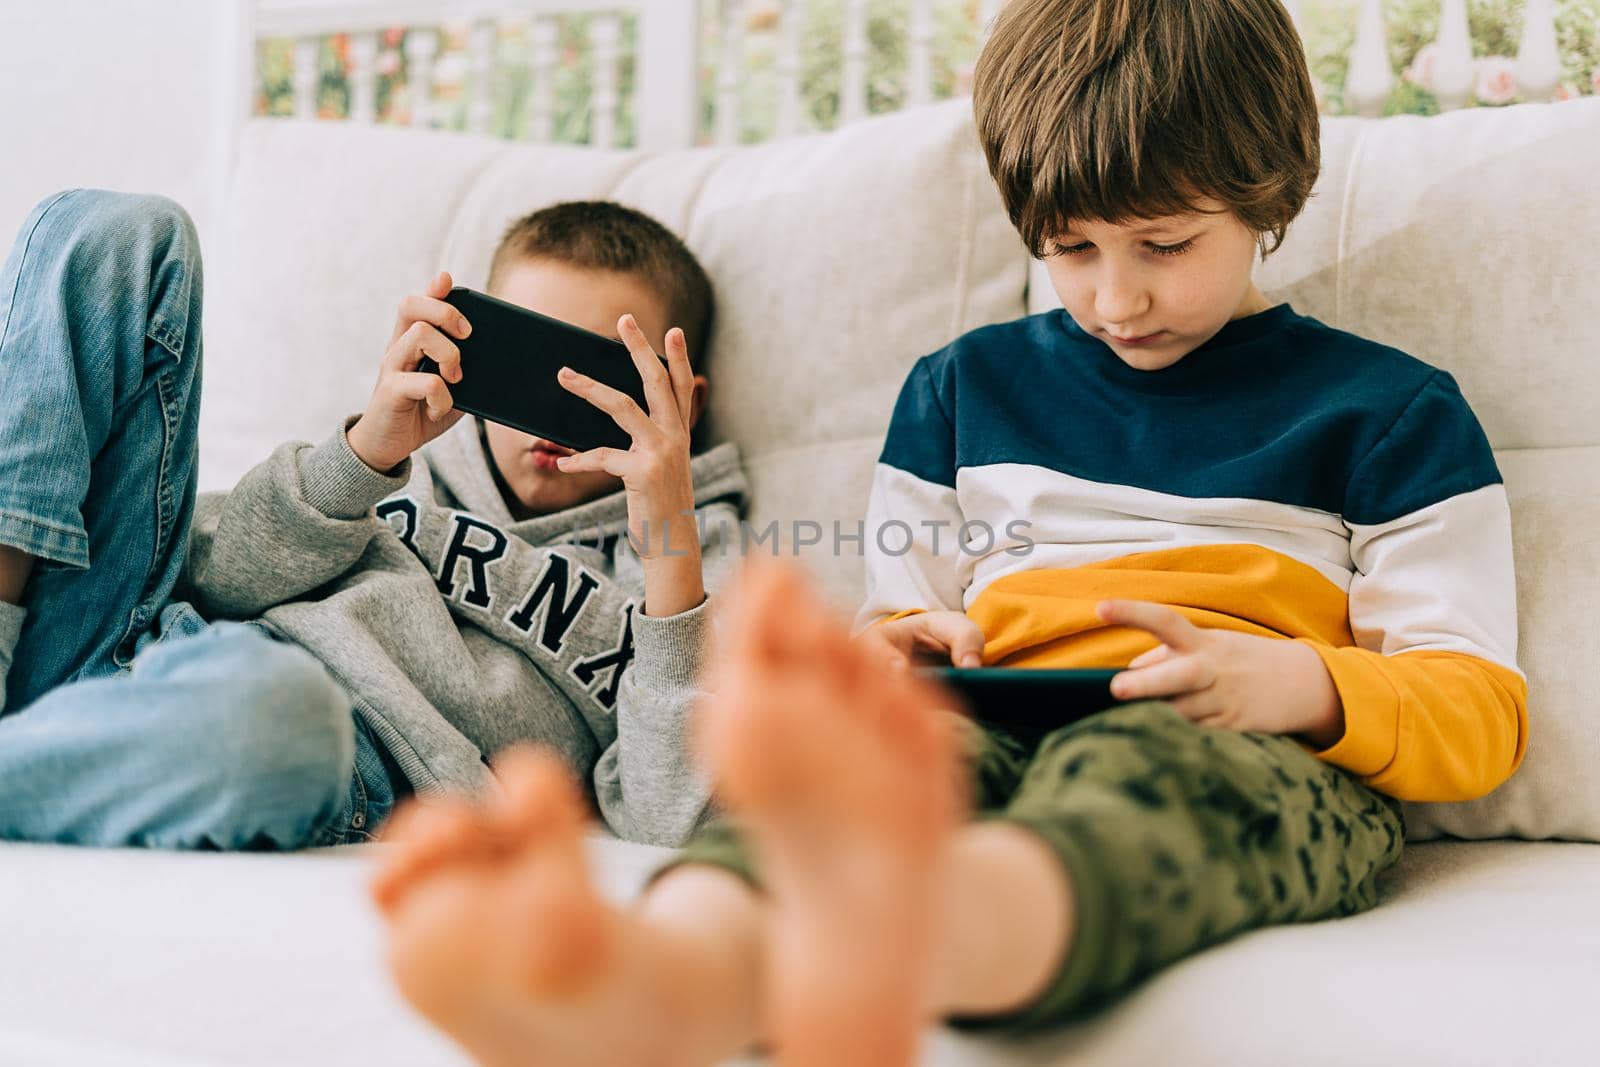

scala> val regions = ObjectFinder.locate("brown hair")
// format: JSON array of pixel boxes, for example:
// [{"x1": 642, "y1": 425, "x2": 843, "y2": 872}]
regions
[
  {"x1": 973, "y1": 0, "x2": 1320, "y2": 259},
  {"x1": 487, "y1": 201, "x2": 715, "y2": 364}
]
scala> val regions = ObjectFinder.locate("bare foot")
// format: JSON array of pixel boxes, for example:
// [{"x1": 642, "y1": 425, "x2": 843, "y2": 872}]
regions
[
  {"x1": 697, "y1": 560, "x2": 968, "y2": 1067},
  {"x1": 373, "y1": 748, "x2": 739, "y2": 1067}
]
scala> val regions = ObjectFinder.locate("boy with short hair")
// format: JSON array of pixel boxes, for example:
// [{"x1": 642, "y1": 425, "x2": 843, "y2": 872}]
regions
[
  {"x1": 0, "y1": 196, "x2": 744, "y2": 849},
  {"x1": 369, "y1": 0, "x2": 1527, "y2": 1063}
]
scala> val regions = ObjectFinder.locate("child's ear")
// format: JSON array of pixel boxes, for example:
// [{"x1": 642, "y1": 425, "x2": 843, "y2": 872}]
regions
[{"x1": 687, "y1": 374, "x2": 710, "y2": 430}]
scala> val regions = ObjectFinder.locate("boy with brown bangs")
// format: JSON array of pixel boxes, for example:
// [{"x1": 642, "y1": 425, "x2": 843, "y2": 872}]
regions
[{"x1": 369, "y1": 1, "x2": 1527, "y2": 1064}]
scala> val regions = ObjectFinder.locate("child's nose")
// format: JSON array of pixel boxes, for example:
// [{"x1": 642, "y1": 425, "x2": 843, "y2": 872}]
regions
[
  {"x1": 1092, "y1": 271, "x2": 1151, "y2": 325},
  {"x1": 1095, "y1": 285, "x2": 1151, "y2": 326}
]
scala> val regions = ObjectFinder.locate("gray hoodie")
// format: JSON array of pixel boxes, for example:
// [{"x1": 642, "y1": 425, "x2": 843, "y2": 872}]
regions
[{"x1": 181, "y1": 417, "x2": 748, "y2": 846}]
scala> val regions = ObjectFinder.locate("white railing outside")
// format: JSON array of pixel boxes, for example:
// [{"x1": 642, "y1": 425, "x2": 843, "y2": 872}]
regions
[
  {"x1": 246, "y1": 0, "x2": 697, "y2": 149},
  {"x1": 234, "y1": 0, "x2": 1581, "y2": 154}
]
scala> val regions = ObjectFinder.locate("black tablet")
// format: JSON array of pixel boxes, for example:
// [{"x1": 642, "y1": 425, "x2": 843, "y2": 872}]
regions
[{"x1": 917, "y1": 667, "x2": 1121, "y2": 732}]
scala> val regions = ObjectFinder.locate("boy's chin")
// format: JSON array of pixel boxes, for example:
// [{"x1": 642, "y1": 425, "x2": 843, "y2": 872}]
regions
[
  {"x1": 511, "y1": 470, "x2": 621, "y2": 516},
  {"x1": 1110, "y1": 341, "x2": 1193, "y2": 371}
]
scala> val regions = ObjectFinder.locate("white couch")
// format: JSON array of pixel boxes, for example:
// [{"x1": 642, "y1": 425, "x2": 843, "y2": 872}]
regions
[{"x1": 1, "y1": 98, "x2": 1597, "y2": 1065}]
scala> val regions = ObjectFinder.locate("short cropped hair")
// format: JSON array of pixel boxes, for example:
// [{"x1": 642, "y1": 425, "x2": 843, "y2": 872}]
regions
[
  {"x1": 973, "y1": 0, "x2": 1320, "y2": 259},
  {"x1": 487, "y1": 201, "x2": 715, "y2": 364}
]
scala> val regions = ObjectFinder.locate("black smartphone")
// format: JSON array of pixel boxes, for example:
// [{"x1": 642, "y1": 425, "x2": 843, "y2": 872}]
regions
[
  {"x1": 417, "y1": 286, "x2": 660, "y2": 453},
  {"x1": 916, "y1": 667, "x2": 1121, "y2": 733}
]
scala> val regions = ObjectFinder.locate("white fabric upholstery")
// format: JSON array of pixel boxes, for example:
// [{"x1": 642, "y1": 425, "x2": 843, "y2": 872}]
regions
[{"x1": 2, "y1": 838, "x2": 1598, "y2": 1066}]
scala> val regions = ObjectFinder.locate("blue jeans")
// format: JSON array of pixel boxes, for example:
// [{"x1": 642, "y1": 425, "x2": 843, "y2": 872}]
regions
[{"x1": 0, "y1": 188, "x2": 400, "y2": 849}]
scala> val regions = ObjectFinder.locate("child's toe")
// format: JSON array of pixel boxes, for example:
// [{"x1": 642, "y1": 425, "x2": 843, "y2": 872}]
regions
[{"x1": 371, "y1": 796, "x2": 491, "y2": 913}]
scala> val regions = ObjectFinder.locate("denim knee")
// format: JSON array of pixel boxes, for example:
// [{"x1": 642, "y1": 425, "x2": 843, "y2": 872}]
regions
[
  {"x1": 34, "y1": 189, "x2": 203, "y2": 367},
  {"x1": 215, "y1": 638, "x2": 354, "y2": 846},
  {"x1": 37, "y1": 189, "x2": 199, "y2": 265},
  {"x1": 146, "y1": 629, "x2": 355, "y2": 850}
]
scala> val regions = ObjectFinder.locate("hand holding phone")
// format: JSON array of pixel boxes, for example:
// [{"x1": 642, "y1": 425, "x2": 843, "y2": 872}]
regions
[
  {"x1": 541, "y1": 304, "x2": 707, "y2": 615},
  {"x1": 347, "y1": 271, "x2": 472, "y2": 474},
  {"x1": 413, "y1": 285, "x2": 702, "y2": 529},
  {"x1": 550, "y1": 310, "x2": 702, "y2": 557},
  {"x1": 421, "y1": 284, "x2": 707, "y2": 613},
  {"x1": 417, "y1": 286, "x2": 680, "y2": 455}
]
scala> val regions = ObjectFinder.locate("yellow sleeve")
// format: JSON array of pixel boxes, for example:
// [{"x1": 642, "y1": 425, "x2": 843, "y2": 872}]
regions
[{"x1": 1298, "y1": 641, "x2": 1528, "y2": 802}]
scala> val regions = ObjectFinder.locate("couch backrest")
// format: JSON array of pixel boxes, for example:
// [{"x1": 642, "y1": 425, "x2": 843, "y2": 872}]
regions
[{"x1": 204, "y1": 97, "x2": 1600, "y2": 842}]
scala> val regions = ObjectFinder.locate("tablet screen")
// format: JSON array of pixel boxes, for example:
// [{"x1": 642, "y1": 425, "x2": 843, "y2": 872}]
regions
[{"x1": 917, "y1": 667, "x2": 1121, "y2": 733}]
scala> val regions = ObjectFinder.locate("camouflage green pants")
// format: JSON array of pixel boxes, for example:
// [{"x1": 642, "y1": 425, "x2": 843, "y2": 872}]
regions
[{"x1": 664, "y1": 700, "x2": 1405, "y2": 1029}]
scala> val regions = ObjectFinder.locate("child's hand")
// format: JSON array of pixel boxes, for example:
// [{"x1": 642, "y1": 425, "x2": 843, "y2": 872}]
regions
[
  {"x1": 857, "y1": 611, "x2": 986, "y2": 671},
  {"x1": 1097, "y1": 600, "x2": 1345, "y2": 747},
  {"x1": 554, "y1": 314, "x2": 698, "y2": 554},
  {"x1": 347, "y1": 271, "x2": 472, "y2": 474}
]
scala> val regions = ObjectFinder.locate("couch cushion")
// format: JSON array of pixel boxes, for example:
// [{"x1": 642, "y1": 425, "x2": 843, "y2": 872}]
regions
[
  {"x1": 1405, "y1": 446, "x2": 1600, "y2": 841},
  {"x1": 1, "y1": 839, "x2": 1596, "y2": 1065},
  {"x1": 1289, "y1": 99, "x2": 1600, "y2": 454}
]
